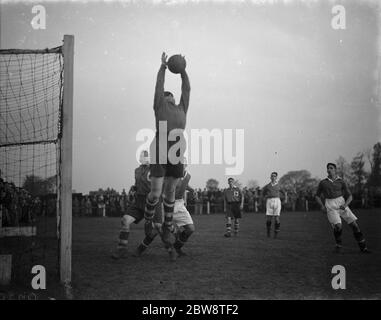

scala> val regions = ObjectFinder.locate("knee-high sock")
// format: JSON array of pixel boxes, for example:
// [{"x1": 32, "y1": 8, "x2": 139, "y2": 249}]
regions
[
  {"x1": 118, "y1": 216, "x2": 130, "y2": 247},
  {"x1": 144, "y1": 197, "x2": 159, "y2": 220},
  {"x1": 163, "y1": 197, "x2": 175, "y2": 220},
  {"x1": 174, "y1": 228, "x2": 194, "y2": 250},
  {"x1": 333, "y1": 227, "x2": 343, "y2": 246},
  {"x1": 234, "y1": 219, "x2": 239, "y2": 234},
  {"x1": 118, "y1": 230, "x2": 129, "y2": 247},
  {"x1": 137, "y1": 234, "x2": 157, "y2": 253},
  {"x1": 266, "y1": 220, "x2": 271, "y2": 232},
  {"x1": 353, "y1": 230, "x2": 367, "y2": 250},
  {"x1": 226, "y1": 217, "x2": 232, "y2": 233}
]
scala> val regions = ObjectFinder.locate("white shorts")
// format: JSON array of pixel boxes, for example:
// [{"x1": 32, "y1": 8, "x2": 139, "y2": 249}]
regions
[
  {"x1": 173, "y1": 199, "x2": 194, "y2": 227},
  {"x1": 325, "y1": 196, "x2": 357, "y2": 226},
  {"x1": 266, "y1": 198, "x2": 281, "y2": 216}
]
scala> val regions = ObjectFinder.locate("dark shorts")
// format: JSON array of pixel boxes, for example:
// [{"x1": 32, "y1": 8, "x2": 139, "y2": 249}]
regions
[
  {"x1": 149, "y1": 132, "x2": 185, "y2": 178},
  {"x1": 150, "y1": 163, "x2": 184, "y2": 179},
  {"x1": 226, "y1": 203, "x2": 242, "y2": 219},
  {"x1": 126, "y1": 195, "x2": 163, "y2": 224}
]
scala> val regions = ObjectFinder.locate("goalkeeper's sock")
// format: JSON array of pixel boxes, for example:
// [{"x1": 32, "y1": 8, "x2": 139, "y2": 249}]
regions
[
  {"x1": 163, "y1": 198, "x2": 175, "y2": 217},
  {"x1": 144, "y1": 197, "x2": 159, "y2": 220}
]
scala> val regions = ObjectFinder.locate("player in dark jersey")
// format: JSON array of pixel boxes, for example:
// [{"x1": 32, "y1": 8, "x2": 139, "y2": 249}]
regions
[
  {"x1": 315, "y1": 163, "x2": 370, "y2": 253},
  {"x1": 135, "y1": 168, "x2": 195, "y2": 258},
  {"x1": 144, "y1": 52, "x2": 191, "y2": 248},
  {"x1": 262, "y1": 172, "x2": 283, "y2": 238},
  {"x1": 111, "y1": 150, "x2": 176, "y2": 261},
  {"x1": 223, "y1": 178, "x2": 244, "y2": 237}
]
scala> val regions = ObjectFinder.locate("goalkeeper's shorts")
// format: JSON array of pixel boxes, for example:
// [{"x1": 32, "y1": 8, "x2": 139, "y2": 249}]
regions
[{"x1": 149, "y1": 132, "x2": 185, "y2": 179}]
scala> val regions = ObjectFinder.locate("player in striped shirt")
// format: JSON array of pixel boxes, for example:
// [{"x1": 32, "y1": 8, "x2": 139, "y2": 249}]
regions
[
  {"x1": 223, "y1": 178, "x2": 244, "y2": 237},
  {"x1": 315, "y1": 163, "x2": 370, "y2": 253},
  {"x1": 262, "y1": 172, "x2": 283, "y2": 238},
  {"x1": 111, "y1": 150, "x2": 176, "y2": 261}
]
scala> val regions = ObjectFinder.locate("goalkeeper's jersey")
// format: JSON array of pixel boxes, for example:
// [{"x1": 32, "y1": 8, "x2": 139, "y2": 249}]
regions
[{"x1": 153, "y1": 64, "x2": 190, "y2": 133}]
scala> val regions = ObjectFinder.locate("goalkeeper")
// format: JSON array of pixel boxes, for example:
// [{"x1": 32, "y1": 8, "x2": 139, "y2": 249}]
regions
[{"x1": 144, "y1": 52, "x2": 191, "y2": 248}]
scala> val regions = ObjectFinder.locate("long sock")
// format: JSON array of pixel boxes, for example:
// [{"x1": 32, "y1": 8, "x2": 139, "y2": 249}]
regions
[
  {"x1": 144, "y1": 197, "x2": 159, "y2": 220},
  {"x1": 163, "y1": 198, "x2": 175, "y2": 222},
  {"x1": 137, "y1": 235, "x2": 155, "y2": 253},
  {"x1": 163, "y1": 215, "x2": 174, "y2": 230},
  {"x1": 353, "y1": 231, "x2": 367, "y2": 250},
  {"x1": 118, "y1": 215, "x2": 130, "y2": 247},
  {"x1": 234, "y1": 220, "x2": 239, "y2": 234},
  {"x1": 118, "y1": 231, "x2": 129, "y2": 248},
  {"x1": 174, "y1": 229, "x2": 192, "y2": 250},
  {"x1": 333, "y1": 228, "x2": 343, "y2": 246},
  {"x1": 162, "y1": 215, "x2": 175, "y2": 248},
  {"x1": 266, "y1": 220, "x2": 271, "y2": 234},
  {"x1": 226, "y1": 223, "x2": 232, "y2": 234}
]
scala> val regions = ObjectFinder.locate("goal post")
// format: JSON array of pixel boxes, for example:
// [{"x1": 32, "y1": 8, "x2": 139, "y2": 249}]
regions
[
  {"x1": 60, "y1": 34, "x2": 74, "y2": 286},
  {"x1": 0, "y1": 35, "x2": 74, "y2": 289}
]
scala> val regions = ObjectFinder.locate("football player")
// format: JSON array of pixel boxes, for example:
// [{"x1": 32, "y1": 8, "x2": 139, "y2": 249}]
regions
[
  {"x1": 262, "y1": 172, "x2": 283, "y2": 238},
  {"x1": 144, "y1": 52, "x2": 191, "y2": 248},
  {"x1": 223, "y1": 178, "x2": 244, "y2": 237},
  {"x1": 111, "y1": 150, "x2": 176, "y2": 261},
  {"x1": 315, "y1": 163, "x2": 370, "y2": 253},
  {"x1": 135, "y1": 167, "x2": 195, "y2": 258}
]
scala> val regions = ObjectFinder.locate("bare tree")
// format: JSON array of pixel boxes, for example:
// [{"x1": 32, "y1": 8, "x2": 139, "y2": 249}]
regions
[
  {"x1": 367, "y1": 142, "x2": 381, "y2": 188},
  {"x1": 350, "y1": 152, "x2": 368, "y2": 193},
  {"x1": 336, "y1": 156, "x2": 352, "y2": 184},
  {"x1": 365, "y1": 147, "x2": 374, "y2": 172}
]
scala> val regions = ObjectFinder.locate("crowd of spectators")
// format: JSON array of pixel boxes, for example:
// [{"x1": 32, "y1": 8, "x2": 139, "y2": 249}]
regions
[
  {"x1": 186, "y1": 186, "x2": 373, "y2": 215},
  {"x1": 0, "y1": 177, "x2": 378, "y2": 226},
  {"x1": 71, "y1": 186, "x2": 136, "y2": 217},
  {"x1": 0, "y1": 177, "x2": 55, "y2": 227}
]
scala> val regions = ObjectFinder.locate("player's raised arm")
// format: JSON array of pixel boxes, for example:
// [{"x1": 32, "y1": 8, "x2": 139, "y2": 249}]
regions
[
  {"x1": 154, "y1": 52, "x2": 167, "y2": 111},
  {"x1": 179, "y1": 66, "x2": 190, "y2": 113}
]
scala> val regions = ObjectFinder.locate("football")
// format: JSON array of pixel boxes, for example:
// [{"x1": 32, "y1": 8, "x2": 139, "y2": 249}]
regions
[{"x1": 167, "y1": 54, "x2": 186, "y2": 74}]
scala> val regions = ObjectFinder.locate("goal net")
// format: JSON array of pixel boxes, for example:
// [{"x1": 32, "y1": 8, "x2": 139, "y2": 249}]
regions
[{"x1": 0, "y1": 36, "x2": 73, "y2": 293}]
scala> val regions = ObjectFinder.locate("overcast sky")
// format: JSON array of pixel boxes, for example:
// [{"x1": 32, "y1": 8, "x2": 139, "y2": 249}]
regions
[{"x1": 0, "y1": 0, "x2": 380, "y2": 192}]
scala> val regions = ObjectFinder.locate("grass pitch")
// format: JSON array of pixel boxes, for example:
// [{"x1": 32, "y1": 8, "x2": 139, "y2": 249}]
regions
[{"x1": 71, "y1": 209, "x2": 381, "y2": 299}]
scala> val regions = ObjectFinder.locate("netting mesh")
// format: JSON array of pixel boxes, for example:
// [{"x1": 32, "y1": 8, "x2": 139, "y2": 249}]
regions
[{"x1": 0, "y1": 48, "x2": 64, "y2": 287}]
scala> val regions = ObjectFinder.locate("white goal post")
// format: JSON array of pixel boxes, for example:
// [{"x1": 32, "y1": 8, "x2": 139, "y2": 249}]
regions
[
  {"x1": 60, "y1": 34, "x2": 74, "y2": 286},
  {"x1": 0, "y1": 35, "x2": 74, "y2": 287}
]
